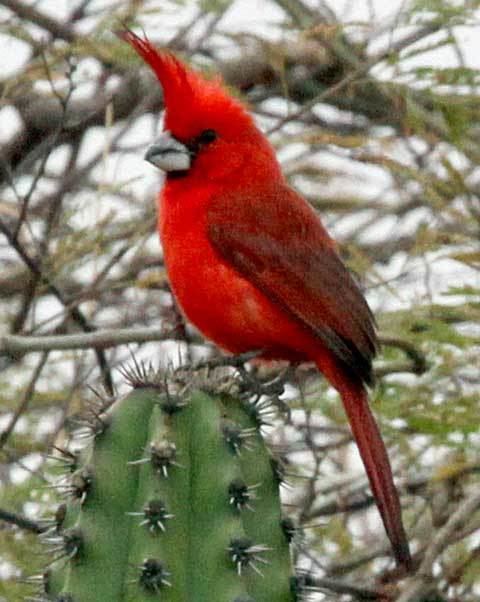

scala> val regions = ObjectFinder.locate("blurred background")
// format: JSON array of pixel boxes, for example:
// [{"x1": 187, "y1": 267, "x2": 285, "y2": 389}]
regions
[{"x1": 0, "y1": 0, "x2": 479, "y2": 600}]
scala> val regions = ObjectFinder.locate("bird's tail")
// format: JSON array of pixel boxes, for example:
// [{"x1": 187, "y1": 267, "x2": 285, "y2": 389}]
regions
[
  {"x1": 340, "y1": 384, "x2": 411, "y2": 569},
  {"x1": 317, "y1": 358, "x2": 412, "y2": 569}
]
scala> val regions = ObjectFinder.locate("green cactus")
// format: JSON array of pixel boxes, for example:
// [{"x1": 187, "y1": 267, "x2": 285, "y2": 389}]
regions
[{"x1": 38, "y1": 368, "x2": 296, "y2": 601}]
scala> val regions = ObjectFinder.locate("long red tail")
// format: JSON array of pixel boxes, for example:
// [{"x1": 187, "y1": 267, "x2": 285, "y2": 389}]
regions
[{"x1": 333, "y1": 379, "x2": 411, "y2": 568}]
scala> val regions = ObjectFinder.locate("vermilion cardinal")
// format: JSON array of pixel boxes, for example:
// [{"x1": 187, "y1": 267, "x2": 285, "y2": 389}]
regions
[{"x1": 121, "y1": 30, "x2": 411, "y2": 569}]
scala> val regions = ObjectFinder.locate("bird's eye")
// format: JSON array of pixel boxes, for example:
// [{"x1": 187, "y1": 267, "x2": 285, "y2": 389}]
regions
[{"x1": 198, "y1": 129, "x2": 217, "y2": 145}]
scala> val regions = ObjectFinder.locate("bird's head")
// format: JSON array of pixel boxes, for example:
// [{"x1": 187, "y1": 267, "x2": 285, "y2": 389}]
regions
[{"x1": 120, "y1": 30, "x2": 278, "y2": 182}]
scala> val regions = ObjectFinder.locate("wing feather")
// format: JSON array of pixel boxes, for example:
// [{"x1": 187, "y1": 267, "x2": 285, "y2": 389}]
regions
[{"x1": 207, "y1": 184, "x2": 377, "y2": 385}]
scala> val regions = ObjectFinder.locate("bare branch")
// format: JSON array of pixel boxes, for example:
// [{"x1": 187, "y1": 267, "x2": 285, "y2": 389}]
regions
[
  {"x1": 0, "y1": 219, "x2": 114, "y2": 394},
  {"x1": 0, "y1": 507, "x2": 45, "y2": 534},
  {"x1": 267, "y1": 22, "x2": 442, "y2": 135},
  {"x1": 0, "y1": 0, "x2": 75, "y2": 41},
  {"x1": 397, "y1": 489, "x2": 480, "y2": 602},
  {"x1": 0, "y1": 326, "x2": 174, "y2": 355},
  {"x1": 378, "y1": 336, "x2": 428, "y2": 376},
  {"x1": 0, "y1": 353, "x2": 48, "y2": 450}
]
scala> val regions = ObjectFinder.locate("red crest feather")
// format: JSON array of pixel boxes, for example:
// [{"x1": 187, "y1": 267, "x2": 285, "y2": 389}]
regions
[{"x1": 119, "y1": 29, "x2": 253, "y2": 140}]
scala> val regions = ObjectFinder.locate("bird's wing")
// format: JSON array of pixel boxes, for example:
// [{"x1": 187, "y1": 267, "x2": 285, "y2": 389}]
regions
[{"x1": 207, "y1": 183, "x2": 377, "y2": 385}]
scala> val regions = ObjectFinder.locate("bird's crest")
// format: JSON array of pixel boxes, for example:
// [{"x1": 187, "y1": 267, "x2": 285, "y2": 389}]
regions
[{"x1": 119, "y1": 30, "x2": 254, "y2": 140}]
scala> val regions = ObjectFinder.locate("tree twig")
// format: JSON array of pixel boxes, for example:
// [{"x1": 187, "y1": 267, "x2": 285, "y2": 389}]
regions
[
  {"x1": 0, "y1": 219, "x2": 114, "y2": 394},
  {"x1": 396, "y1": 489, "x2": 480, "y2": 602},
  {"x1": 0, "y1": 326, "x2": 174, "y2": 355},
  {"x1": 0, "y1": 507, "x2": 46, "y2": 534},
  {"x1": 0, "y1": 0, "x2": 75, "y2": 41},
  {"x1": 0, "y1": 353, "x2": 48, "y2": 450}
]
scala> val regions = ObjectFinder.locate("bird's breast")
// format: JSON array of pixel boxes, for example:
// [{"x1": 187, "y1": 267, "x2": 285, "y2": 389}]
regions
[{"x1": 159, "y1": 189, "x2": 315, "y2": 358}]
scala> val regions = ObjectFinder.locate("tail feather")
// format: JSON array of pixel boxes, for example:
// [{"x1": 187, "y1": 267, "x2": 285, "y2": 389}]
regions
[{"x1": 336, "y1": 382, "x2": 411, "y2": 569}]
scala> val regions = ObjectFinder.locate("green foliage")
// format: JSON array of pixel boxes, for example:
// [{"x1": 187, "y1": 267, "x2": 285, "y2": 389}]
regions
[
  {"x1": 410, "y1": 0, "x2": 476, "y2": 25},
  {"x1": 0, "y1": 479, "x2": 46, "y2": 601}
]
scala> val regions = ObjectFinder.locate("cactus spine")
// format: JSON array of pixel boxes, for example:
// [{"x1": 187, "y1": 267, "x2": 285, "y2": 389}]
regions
[{"x1": 41, "y1": 371, "x2": 294, "y2": 601}]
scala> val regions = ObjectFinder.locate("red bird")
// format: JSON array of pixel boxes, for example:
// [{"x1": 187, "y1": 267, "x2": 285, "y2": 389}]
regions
[{"x1": 121, "y1": 30, "x2": 411, "y2": 569}]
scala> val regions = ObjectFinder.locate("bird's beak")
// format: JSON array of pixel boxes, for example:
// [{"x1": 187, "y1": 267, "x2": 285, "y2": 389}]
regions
[{"x1": 145, "y1": 131, "x2": 191, "y2": 173}]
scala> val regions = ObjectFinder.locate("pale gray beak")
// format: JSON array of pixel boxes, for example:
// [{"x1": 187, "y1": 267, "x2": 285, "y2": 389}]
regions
[{"x1": 145, "y1": 131, "x2": 191, "y2": 173}]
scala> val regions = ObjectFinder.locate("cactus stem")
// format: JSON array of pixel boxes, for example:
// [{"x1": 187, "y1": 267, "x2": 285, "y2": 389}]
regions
[
  {"x1": 151, "y1": 440, "x2": 182, "y2": 475},
  {"x1": 291, "y1": 571, "x2": 318, "y2": 600},
  {"x1": 51, "y1": 528, "x2": 84, "y2": 561},
  {"x1": 222, "y1": 422, "x2": 257, "y2": 455},
  {"x1": 128, "y1": 440, "x2": 181, "y2": 477},
  {"x1": 270, "y1": 456, "x2": 291, "y2": 488},
  {"x1": 38, "y1": 526, "x2": 60, "y2": 542},
  {"x1": 71, "y1": 402, "x2": 111, "y2": 439},
  {"x1": 227, "y1": 537, "x2": 271, "y2": 576},
  {"x1": 47, "y1": 472, "x2": 91, "y2": 504},
  {"x1": 47, "y1": 447, "x2": 80, "y2": 471},
  {"x1": 68, "y1": 468, "x2": 93, "y2": 504},
  {"x1": 228, "y1": 478, "x2": 261, "y2": 511},
  {"x1": 126, "y1": 457, "x2": 149, "y2": 466},
  {"x1": 127, "y1": 498, "x2": 174, "y2": 533},
  {"x1": 37, "y1": 504, "x2": 67, "y2": 537},
  {"x1": 280, "y1": 517, "x2": 298, "y2": 544},
  {"x1": 158, "y1": 381, "x2": 189, "y2": 414},
  {"x1": 136, "y1": 558, "x2": 171, "y2": 591},
  {"x1": 85, "y1": 385, "x2": 115, "y2": 410},
  {"x1": 42, "y1": 383, "x2": 294, "y2": 601},
  {"x1": 160, "y1": 395, "x2": 188, "y2": 415},
  {"x1": 22, "y1": 574, "x2": 44, "y2": 584},
  {"x1": 118, "y1": 358, "x2": 158, "y2": 389},
  {"x1": 237, "y1": 366, "x2": 286, "y2": 398},
  {"x1": 243, "y1": 398, "x2": 276, "y2": 428}
]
